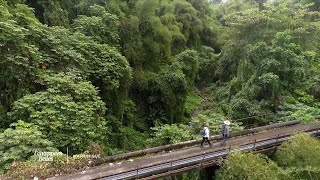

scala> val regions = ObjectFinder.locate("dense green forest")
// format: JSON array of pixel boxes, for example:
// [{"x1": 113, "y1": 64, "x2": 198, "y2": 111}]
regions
[{"x1": 0, "y1": 0, "x2": 319, "y2": 179}]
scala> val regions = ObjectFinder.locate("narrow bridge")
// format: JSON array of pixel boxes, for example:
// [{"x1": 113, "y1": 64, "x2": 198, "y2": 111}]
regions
[{"x1": 51, "y1": 121, "x2": 320, "y2": 180}]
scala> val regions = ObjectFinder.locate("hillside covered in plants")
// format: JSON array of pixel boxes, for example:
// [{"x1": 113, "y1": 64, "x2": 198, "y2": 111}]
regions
[{"x1": 0, "y1": 0, "x2": 319, "y2": 179}]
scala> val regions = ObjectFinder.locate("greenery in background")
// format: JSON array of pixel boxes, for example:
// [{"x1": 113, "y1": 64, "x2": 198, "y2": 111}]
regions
[
  {"x1": 216, "y1": 152, "x2": 280, "y2": 180},
  {"x1": 0, "y1": 0, "x2": 319, "y2": 178},
  {"x1": 276, "y1": 133, "x2": 320, "y2": 179},
  {"x1": 278, "y1": 101, "x2": 320, "y2": 124},
  {"x1": 216, "y1": 133, "x2": 320, "y2": 180},
  {"x1": 148, "y1": 110, "x2": 244, "y2": 146},
  {"x1": 8, "y1": 73, "x2": 108, "y2": 154},
  {"x1": 210, "y1": 0, "x2": 320, "y2": 123},
  {"x1": 0, "y1": 120, "x2": 56, "y2": 173},
  {"x1": 189, "y1": 110, "x2": 244, "y2": 134},
  {"x1": 184, "y1": 90, "x2": 203, "y2": 118},
  {"x1": 149, "y1": 124, "x2": 193, "y2": 146}
]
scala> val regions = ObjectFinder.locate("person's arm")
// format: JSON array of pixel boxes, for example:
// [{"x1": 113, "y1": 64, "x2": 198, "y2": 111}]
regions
[{"x1": 226, "y1": 125, "x2": 230, "y2": 136}]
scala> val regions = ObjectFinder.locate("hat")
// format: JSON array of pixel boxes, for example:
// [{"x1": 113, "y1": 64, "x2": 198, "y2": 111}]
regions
[{"x1": 224, "y1": 120, "x2": 231, "y2": 125}]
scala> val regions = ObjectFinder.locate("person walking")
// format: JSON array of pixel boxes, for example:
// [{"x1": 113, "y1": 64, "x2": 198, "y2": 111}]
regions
[
  {"x1": 200, "y1": 123, "x2": 211, "y2": 147},
  {"x1": 221, "y1": 120, "x2": 230, "y2": 146}
]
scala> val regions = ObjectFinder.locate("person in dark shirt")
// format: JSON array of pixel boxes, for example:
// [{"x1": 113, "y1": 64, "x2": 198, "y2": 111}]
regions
[{"x1": 221, "y1": 120, "x2": 230, "y2": 146}]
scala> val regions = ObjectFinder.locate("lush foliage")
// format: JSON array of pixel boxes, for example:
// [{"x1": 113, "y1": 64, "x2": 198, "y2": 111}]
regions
[
  {"x1": 8, "y1": 73, "x2": 107, "y2": 154},
  {"x1": 0, "y1": 120, "x2": 56, "y2": 173},
  {"x1": 216, "y1": 152, "x2": 280, "y2": 180},
  {"x1": 210, "y1": 0, "x2": 320, "y2": 124},
  {"x1": 0, "y1": 0, "x2": 319, "y2": 177},
  {"x1": 276, "y1": 133, "x2": 320, "y2": 179},
  {"x1": 216, "y1": 133, "x2": 320, "y2": 180},
  {"x1": 149, "y1": 124, "x2": 193, "y2": 146}
]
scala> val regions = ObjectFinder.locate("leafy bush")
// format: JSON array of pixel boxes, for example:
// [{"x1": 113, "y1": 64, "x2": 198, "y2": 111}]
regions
[
  {"x1": 0, "y1": 3, "x2": 42, "y2": 120},
  {"x1": 276, "y1": 133, "x2": 320, "y2": 179},
  {"x1": 196, "y1": 46, "x2": 219, "y2": 85},
  {"x1": 276, "y1": 133, "x2": 320, "y2": 168},
  {"x1": 216, "y1": 152, "x2": 280, "y2": 180},
  {"x1": 72, "y1": 5, "x2": 119, "y2": 46},
  {"x1": 184, "y1": 90, "x2": 202, "y2": 118},
  {"x1": 149, "y1": 124, "x2": 193, "y2": 146},
  {"x1": 9, "y1": 73, "x2": 107, "y2": 154},
  {"x1": 176, "y1": 49, "x2": 199, "y2": 84},
  {"x1": 159, "y1": 62, "x2": 188, "y2": 123},
  {"x1": 131, "y1": 63, "x2": 188, "y2": 126},
  {"x1": 278, "y1": 102, "x2": 320, "y2": 124},
  {"x1": 0, "y1": 120, "x2": 56, "y2": 173},
  {"x1": 119, "y1": 127, "x2": 149, "y2": 151}
]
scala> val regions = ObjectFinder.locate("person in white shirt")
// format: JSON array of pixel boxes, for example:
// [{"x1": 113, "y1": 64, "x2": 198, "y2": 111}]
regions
[{"x1": 200, "y1": 123, "x2": 211, "y2": 147}]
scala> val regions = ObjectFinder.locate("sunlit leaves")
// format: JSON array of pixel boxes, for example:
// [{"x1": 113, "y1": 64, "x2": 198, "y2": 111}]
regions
[
  {"x1": 73, "y1": 5, "x2": 119, "y2": 46},
  {"x1": 278, "y1": 102, "x2": 320, "y2": 123},
  {"x1": 276, "y1": 133, "x2": 320, "y2": 179},
  {"x1": 216, "y1": 152, "x2": 280, "y2": 180},
  {"x1": 0, "y1": 120, "x2": 56, "y2": 173},
  {"x1": 149, "y1": 124, "x2": 192, "y2": 146},
  {"x1": 9, "y1": 73, "x2": 107, "y2": 154}
]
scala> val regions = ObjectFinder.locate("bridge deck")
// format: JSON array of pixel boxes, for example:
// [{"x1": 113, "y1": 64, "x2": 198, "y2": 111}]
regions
[{"x1": 50, "y1": 123, "x2": 320, "y2": 180}]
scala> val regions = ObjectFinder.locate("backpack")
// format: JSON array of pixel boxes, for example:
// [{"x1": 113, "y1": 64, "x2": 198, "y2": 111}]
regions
[
  {"x1": 200, "y1": 129, "x2": 205, "y2": 136},
  {"x1": 221, "y1": 124, "x2": 225, "y2": 134}
]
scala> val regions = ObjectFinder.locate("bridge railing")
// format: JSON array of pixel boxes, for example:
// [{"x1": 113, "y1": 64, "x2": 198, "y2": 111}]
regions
[
  {"x1": 91, "y1": 120, "x2": 300, "y2": 166},
  {"x1": 127, "y1": 126, "x2": 320, "y2": 180},
  {"x1": 52, "y1": 123, "x2": 320, "y2": 180}
]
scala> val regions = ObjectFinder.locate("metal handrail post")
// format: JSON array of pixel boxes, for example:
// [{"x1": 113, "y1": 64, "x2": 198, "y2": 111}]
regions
[
  {"x1": 201, "y1": 153, "x2": 206, "y2": 168},
  {"x1": 136, "y1": 166, "x2": 139, "y2": 179}
]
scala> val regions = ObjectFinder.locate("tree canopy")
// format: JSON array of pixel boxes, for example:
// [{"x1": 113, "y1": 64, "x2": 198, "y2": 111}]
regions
[{"x1": 0, "y1": 0, "x2": 319, "y2": 178}]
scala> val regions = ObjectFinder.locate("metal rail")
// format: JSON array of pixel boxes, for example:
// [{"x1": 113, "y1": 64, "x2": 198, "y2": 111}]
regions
[
  {"x1": 91, "y1": 120, "x2": 300, "y2": 166},
  {"x1": 98, "y1": 129, "x2": 320, "y2": 180}
]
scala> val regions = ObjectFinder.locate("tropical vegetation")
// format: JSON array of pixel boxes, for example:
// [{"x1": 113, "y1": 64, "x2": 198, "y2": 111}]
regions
[{"x1": 0, "y1": 0, "x2": 319, "y2": 179}]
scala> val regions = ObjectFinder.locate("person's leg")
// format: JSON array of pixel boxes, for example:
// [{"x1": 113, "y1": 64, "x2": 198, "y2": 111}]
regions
[
  {"x1": 201, "y1": 137, "x2": 205, "y2": 147},
  {"x1": 204, "y1": 137, "x2": 208, "y2": 144},
  {"x1": 207, "y1": 137, "x2": 212, "y2": 146},
  {"x1": 221, "y1": 134, "x2": 226, "y2": 146},
  {"x1": 224, "y1": 135, "x2": 229, "y2": 145}
]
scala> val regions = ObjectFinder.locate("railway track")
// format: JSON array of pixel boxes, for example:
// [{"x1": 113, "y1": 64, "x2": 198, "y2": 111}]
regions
[
  {"x1": 50, "y1": 122, "x2": 320, "y2": 180},
  {"x1": 91, "y1": 120, "x2": 300, "y2": 166},
  {"x1": 106, "y1": 129, "x2": 320, "y2": 180}
]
